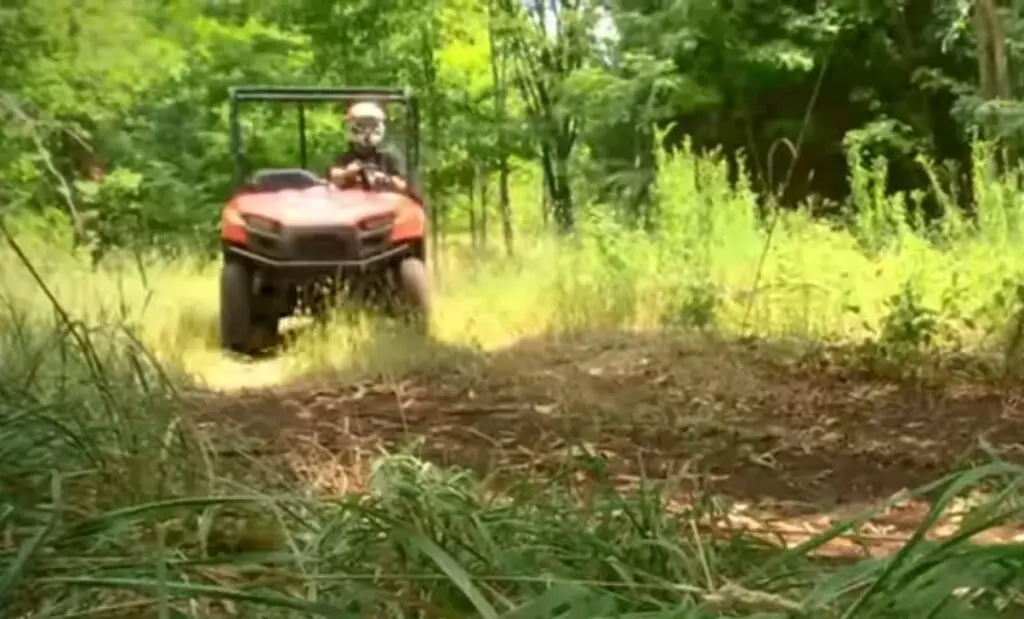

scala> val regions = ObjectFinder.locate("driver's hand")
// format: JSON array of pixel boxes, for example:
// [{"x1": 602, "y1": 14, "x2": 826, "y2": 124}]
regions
[
  {"x1": 329, "y1": 162, "x2": 361, "y2": 181},
  {"x1": 368, "y1": 170, "x2": 389, "y2": 186}
]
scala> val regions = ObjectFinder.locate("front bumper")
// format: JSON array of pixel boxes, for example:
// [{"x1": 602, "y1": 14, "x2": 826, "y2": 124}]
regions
[
  {"x1": 224, "y1": 242, "x2": 412, "y2": 277},
  {"x1": 224, "y1": 220, "x2": 416, "y2": 279}
]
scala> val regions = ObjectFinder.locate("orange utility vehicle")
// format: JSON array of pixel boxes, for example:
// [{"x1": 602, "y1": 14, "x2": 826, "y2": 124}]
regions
[{"x1": 219, "y1": 86, "x2": 429, "y2": 354}]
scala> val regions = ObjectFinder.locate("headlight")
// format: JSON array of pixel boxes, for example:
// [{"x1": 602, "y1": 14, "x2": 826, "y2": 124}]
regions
[
  {"x1": 243, "y1": 214, "x2": 282, "y2": 235},
  {"x1": 358, "y1": 213, "x2": 396, "y2": 231}
]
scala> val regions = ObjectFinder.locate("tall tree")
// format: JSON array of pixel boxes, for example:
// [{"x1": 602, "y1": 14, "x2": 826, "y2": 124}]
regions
[
  {"x1": 488, "y1": 1, "x2": 515, "y2": 254},
  {"x1": 493, "y1": 0, "x2": 602, "y2": 232}
]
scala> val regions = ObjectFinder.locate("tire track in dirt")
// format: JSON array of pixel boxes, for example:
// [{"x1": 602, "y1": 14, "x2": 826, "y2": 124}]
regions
[{"x1": 197, "y1": 331, "x2": 1024, "y2": 555}]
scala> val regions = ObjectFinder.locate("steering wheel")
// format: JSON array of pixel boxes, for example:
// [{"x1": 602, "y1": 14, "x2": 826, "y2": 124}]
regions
[{"x1": 357, "y1": 163, "x2": 393, "y2": 191}]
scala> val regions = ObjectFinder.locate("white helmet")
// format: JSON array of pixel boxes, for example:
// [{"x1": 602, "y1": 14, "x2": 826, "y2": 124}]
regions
[{"x1": 346, "y1": 101, "x2": 386, "y2": 148}]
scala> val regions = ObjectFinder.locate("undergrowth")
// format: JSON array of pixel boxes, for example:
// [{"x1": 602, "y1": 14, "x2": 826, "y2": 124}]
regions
[
  {"x1": 4, "y1": 141, "x2": 1024, "y2": 387},
  {"x1": 4, "y1": 141, "x2": 1024, "y2": 615}
]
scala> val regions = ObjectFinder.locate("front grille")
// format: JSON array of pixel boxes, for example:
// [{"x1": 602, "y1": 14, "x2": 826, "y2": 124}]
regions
[
  {"x1": 247, "y1": 234, "x2": 281, "y2": 257},
  {"x1": 358, "y1": 229, "x2": 391, "y2": 257},
  {"x1": 290, "y1": 229, "x2": 353, "y2": 261}
]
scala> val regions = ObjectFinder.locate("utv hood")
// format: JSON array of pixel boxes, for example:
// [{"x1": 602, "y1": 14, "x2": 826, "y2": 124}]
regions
[{"x1": 230, "y1": 185, "x2": 402, "y2": 227}]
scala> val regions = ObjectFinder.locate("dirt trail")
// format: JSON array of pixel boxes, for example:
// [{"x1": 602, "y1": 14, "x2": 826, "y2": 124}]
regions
[{"x1": 200, "y1": 331, "x2": 1024, "y2": 556}]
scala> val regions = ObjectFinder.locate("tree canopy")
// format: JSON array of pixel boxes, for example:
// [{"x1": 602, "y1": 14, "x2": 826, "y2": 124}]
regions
[{"x1": 1, "y1": 0, "x2": 1019, "y2": 255}]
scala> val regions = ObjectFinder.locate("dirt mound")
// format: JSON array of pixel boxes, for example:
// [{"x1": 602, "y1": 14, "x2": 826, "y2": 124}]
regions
[
  {"x1": 196, "y1": 331, "x2": 1024, "y2": 556},
  {"x1": 201, "y1": 332, "x2": 1024, "y2": 506}
]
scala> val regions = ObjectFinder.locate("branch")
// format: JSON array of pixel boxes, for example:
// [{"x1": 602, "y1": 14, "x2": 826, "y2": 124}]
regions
[{"x1": 0, "y1": 92, "x2": 86, "y2": 242}]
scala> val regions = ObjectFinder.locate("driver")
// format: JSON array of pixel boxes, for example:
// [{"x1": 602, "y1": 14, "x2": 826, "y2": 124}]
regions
[{"x1": 328, "y1": 101, "x2": 408, "y2": 193}]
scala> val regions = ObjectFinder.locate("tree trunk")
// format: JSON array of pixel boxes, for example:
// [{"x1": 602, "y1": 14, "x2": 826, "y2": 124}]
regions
[
  {"x1": 973, "y1": 0, "x2": 1011, "y2": 102},
  {"x1": 488, "y1": 8, "x2": 515, "y2": 255},
  {"x1": 468, "y1": 168, "x2": 478, "y2": 249},
  {"x1": 420, "y1": 18, "x2": 443, "y2": 276},
  {"x1": 480, "y1": 167, "x2": 490, "y2": 250},
  {"x1": 497, "y1": 156, "x2": 513, "y2": 255},
  {"x1": 540, "y1": 141, "x2": 574, "y2": 233},
  {"x1": 979, "y1": 0, "x2": 1010, "y2": 99}
]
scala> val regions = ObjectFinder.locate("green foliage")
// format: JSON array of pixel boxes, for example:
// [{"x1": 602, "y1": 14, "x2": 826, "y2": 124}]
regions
[
  {"x1": 7, "y1": 120, "x2": 1024, "y2": 617},
  {"x1": 9, "y1": 2, "x2": 1024, "y2": 616},
  {"x1": 5, "y1": 0, "x2": 1024, "y2": 253}
]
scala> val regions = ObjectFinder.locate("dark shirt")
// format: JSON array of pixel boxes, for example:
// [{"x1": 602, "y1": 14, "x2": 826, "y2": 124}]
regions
[
  {"x1": 329, "y1": 143, "x2": 422, "y2": 204},
  {"x1": 332, "y1": 144, "x2": 406, "y2": 178}
]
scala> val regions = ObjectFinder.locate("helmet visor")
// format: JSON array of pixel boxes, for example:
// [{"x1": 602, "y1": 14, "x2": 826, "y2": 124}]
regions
[{"x1": 348, "y1": 117, "x2": 384, "y2": 146}]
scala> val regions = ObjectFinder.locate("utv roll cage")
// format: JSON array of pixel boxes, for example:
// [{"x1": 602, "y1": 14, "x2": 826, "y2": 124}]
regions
[{"x1": 227, "y1": 85, "x2": 420, "y2": 186}]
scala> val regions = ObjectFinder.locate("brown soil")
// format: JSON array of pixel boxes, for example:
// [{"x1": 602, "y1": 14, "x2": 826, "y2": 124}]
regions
[{"x1": 197, "y1": 330, "x2": 1024, "y2": 557}]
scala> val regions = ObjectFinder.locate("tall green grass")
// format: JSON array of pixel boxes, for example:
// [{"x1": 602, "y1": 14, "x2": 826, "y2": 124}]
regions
[
  {"x1": 5, "y1": 140, "x2": 1024, "y2": 387},
  {"x1": 4, "y1": 141, "x2": 1024, "y2": 615},
  {"x1": 556, "y1": 139, "x2": 1024, "y2": 349}
]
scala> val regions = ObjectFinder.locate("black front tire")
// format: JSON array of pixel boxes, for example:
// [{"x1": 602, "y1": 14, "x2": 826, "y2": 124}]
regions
[
  {"x1": 396, "y1": 257, "x2": 431, "y2": 332},
  {"x1": 220, "y1": 259, "x2": 279, "y2": 355}
]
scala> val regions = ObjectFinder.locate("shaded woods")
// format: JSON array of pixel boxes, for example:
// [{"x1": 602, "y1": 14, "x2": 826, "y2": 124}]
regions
[{"x1": 2, "y1": 0, "x2": 1021, "y2": 254}]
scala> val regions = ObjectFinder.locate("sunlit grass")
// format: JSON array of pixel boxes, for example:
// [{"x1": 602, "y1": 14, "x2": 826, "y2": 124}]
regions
[{"x1": 4, "y1": 142, "x2": 1024, "y2": 390}]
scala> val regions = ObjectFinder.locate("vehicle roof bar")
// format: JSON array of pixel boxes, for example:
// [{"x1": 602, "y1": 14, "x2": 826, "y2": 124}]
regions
[
  {"x1": 230, "y1": 86, "x2": 411, "y2": 103},
  {"x1": 228, "y1": 85, "x2": 420, "y2": 186}
]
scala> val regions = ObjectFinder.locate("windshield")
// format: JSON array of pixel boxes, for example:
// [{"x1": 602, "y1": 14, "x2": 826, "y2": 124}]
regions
[{"x1": 236, "y1": 102, "x2": 412, "y2": 177}]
